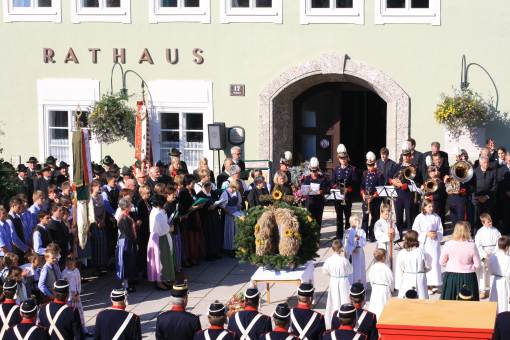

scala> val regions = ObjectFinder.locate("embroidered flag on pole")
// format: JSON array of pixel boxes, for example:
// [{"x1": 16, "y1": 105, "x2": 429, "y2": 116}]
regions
[{"x1": 135, "y1": 100, "x2": 153, "y2": 166}]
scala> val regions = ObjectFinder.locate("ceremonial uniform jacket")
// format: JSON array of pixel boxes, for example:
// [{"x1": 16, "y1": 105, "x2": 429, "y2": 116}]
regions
[
  {"x1": 375, "y1": 159, "x2": 398, "y2": 185},
  {"x1": 331, "y1": 165, "x2": 358, "y2": 200},
  {"x1": 94, "y1": 306, "x2": 141, "y2": 340},
  {"x1": 0, "y1": 299, "x2": 22, "y2": 338},
  {"x1": 389, "y1": 164, "x2": 421, "y2": 198},
  {"x1": 289, "y1": 305, "x2": 325, "y2": 340},
  {"x1": 360, "y1": 169, "x2": 385, "y2": 196},
  {"x1": 258, "y1": 327, "x2": 298, "y2": 340},
  {"x1": 472, "y1": 167, "x2": 497, "y2": 198},
  {"x1": 193, "y1": 326, "x2": 237, "y2": 340},
  {"x1": 227, "y1": 307, "x2": 272, "y2": 340},
  {"x1": 321, "y1": 326, "x2": 368, "y2": 340},
  {"x1": 156, "y1": 306, "x2": 201, "y2": 340},
  {"x1": 37, "y1": 300, "x2": 84, "y2": 340},
  {"x1": 4, "y1": 319, "x2": 49, "y2": 340},
  {"x1": 494, "y1": 311, "x2": 510, "y2": 340},
  {"x1": 331, "y1": 309, "x2": 377, "y2": 340}
]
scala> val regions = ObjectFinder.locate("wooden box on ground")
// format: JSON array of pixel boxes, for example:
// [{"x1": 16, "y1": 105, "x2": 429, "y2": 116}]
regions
[{"x1": 377, "y1": 299, "x2": 497, "y2": 340}]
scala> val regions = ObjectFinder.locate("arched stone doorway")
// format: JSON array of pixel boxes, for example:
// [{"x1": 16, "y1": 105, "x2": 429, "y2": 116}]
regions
[{"x1": 258, "y1": 53, "x2": 410, "y2": 167}]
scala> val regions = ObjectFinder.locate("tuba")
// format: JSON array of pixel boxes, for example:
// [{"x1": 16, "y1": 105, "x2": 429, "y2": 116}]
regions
[
  {"x1": 401, "y1": 166, "x2": 416, "y2": 181},
  {"x1": 446, "y1": 161, "x2": 473, "y2": 194},
  {"x1": 423, "y1": 179, "x2": 439, "y2": 195}
]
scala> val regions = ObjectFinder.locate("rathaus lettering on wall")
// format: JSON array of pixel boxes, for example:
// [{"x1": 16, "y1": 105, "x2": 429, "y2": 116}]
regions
[{"x1": 43, "y1": 48, "x2": 205, "y2": 65}]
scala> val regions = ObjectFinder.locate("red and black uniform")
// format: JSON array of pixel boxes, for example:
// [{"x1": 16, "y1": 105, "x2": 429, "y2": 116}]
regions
[
  {"x1": 227, "y1": 305, "x2": 272, "y2": 340},
  {"x1": 156, "y1": 305, "x2": 201, "y2": 340},
  {"x1": 0, "y1": 299, "x2": 22, "y2": 338},
  {"x1": 302, "y1": 173, "x2": 330, "y2": 227},
  {"x1": 331, "y1": 165, "x2": 358, "y2": 240},
  {"x1": 289, "y1": 303, "x2": 325, "y2": 340},
  {"x1": 4, "y1": 318, "x2": 49, "y2": 340},
  {"x1": 193, "y1": 325, "x2": 236, "y2": 340},
  {"x1": 321, "y1": 325, "x2": 367, "y2": 340},
  {"x1": 360, "y1": 169, "x2": 385, "y2": 241},
  {"x1": 37, "y1": 299, "x2": 84, "y2": 340},
  {"x1": 259, "y1": 326, "x2": 298, "y2": 340},
  {"x1": 331, "y1": 307, "x2": 377, "y2": 340},
  {"x1": 94, "y1": 305, "x2": 141, "y2": 340}
]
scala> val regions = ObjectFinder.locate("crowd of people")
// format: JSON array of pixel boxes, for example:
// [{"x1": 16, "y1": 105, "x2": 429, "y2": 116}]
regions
[{"x1": 0, "y1": 135, "x2": 509, "y2": 339}]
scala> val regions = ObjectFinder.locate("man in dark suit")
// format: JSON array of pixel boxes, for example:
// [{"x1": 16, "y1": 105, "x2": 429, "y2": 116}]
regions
[
  {"x1": 222, "y1": 146, "x2": 246, "y2": 173},
  {"x1": 55, "y1": 161, "x2": 70, "y2": 188},
  {"x1": 486, "y1": 137, "x2": 498, "y2": 162},
  {"x1": 422, "y1": 141, "x2": 449, "y2": 175},
  {"x1": 44, "y1": 156, "x2": 59, "y2": 180},
  {"x1": 376, "y1": 147, "x2": 398, "y2": 184},
  {"x1": 16, "y1": 164, "x2": 33, "y2": 205},
  {"x1": 26, "y1": 156, "x2": 39, "y2": 180},
  {"x1": 47, "y1": 205, "x2": 71, "y2": 268},
  {"x1": 498, "y1": 152, "x2": 510, "y2": 235},
  {"x1": 33, "y1": 166, "x2": 53, "y2": 199},
  {"x1": 472, "y1": 156, "x2": 497, "y2": 230}
]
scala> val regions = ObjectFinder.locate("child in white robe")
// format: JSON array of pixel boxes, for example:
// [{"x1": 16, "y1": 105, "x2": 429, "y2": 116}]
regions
[
  {"x1": 368, "y1": 248, "x2": 394, "y2": 320},
  {"x1": 412, "y1": 198, "x2": 443, "y2": 294},
  {"x1": 374, "y1": 203, "x2": 400, "y2": 268},
  {"x1": 344, "y1": 215, "x2": 366, "y2": 287},
  {"x1": 396, "y1": 230, "x2": 430, "y2": 299},
  {"x1": 62, "y1": 258, "x2": 88, "y2": 335},
  {"x1": 323, "y1": 239, "x2": 353, "y2": 329},
  {"x1": 475, "y1": 213, "x2": 501, "y2": 299},
  {"x1": 489, "y1": 236, "x2": 510, "y2": 313}
]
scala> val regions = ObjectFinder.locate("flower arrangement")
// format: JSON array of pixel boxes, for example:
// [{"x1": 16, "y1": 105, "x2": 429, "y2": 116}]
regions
[
  {"x1": 434, "y1": 88, "x2": 499, "y2": 138},
  {"x1": 235, "y1": 202, "x2": 320, "y2": 270},
  {"x1": 226, "y1": 291, "x2": 245, "y2": 318},
  {"x1": 89, "y1": 92, "x2": 136, "y2": 145}
]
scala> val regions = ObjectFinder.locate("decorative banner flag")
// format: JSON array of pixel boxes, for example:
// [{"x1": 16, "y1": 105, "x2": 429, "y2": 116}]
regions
[
  {"x1": 135, "y1": 100, "x2": 153, "y2": 165},
  {"x1": 72, "y1": 128, "x2": 93, "y2": 249}
]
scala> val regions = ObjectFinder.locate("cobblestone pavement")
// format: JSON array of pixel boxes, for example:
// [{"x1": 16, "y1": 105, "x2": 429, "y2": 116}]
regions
[{"x1": 82, "y1": 205, "x2": 449, "y2": 338}]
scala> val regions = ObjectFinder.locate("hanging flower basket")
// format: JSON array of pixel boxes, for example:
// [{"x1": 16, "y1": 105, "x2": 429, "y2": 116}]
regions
[
  {"x1": 434, "y1": 88, "x2": 499, "y2": 139},
  {"x1": 89, "y1": 93, "x2": 136, "y2": 145}
]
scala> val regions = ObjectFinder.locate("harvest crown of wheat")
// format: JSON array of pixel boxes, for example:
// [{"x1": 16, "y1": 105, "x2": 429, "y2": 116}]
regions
[{"x1": 235, "y1": 190, "x2": 321, "y2": 270}]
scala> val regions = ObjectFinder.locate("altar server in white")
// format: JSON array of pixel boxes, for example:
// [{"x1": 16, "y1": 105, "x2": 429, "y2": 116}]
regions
[
  {"x1": 489, "y1": 236, "x2": 510, "y2": 313},
  {"x1": 344, "y1": 215, "x2": 366, "y2": 287},
  {"x1": 323, "y1": 239, "x2": 353, "y2": 329},
  {"x1": 396, "y1": 230, "x2": 430, "y2": 299},
  {"x1": 475, "y1": 213, "x2": 501, "y2": 299},
  {"x1": 412, "y1": 198, "x2": 443, "y2": 294},
  {"x1": 368, "y1": 248, "x2": 394, "y2": 320},
  {"x1": 374, "y1": 203, "x2": 399, "y2": 267}
]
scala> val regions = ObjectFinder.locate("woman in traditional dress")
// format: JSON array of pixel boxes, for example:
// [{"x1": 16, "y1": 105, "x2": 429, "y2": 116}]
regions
[
  {"x1": 301, "y1": 157, "x2": 329, "y2": 227},
  {"x1": 164, "y1": 186, "x2": 182, "y2": 273},
  {"x1": 89, "y1": 180, "x2": 108, "y2": 275},
  {"x1": 116, "y1": 198, "x2": 138, "y2": 292},
  {"x1": 368, "y1": 248, "x2": 394, "y2": 319},
  {"x1": 396, "y1": 230, "x2": 430, "y2": 299},
  {"x1": 344, "y1": 215, "x2": 366, "y2": 287},
  {"x1": 196, "y1": 181, "x2": 223, "y2": 260},
  {"x1": 323, "y1": 239, "x2": 352, "y2": 329},
  {"x1": 440, "y1": 221, "x2": 481, "y2": 301},
  {"x1": 489, "y1": 236, "x2": 510, "y2": 313},
  {"x1": 136, "y1": 185, "x2": 151, "y2": 278},
  {"x1": 147, "y1": 194, "x2": 175, "y2": 290},
  {"x1": 220, "y1": 180, "x2": 243, "y2": 256},
  {"x1": 412, "y1": 198, "x2": 443, "y2": 295},
  {"x1": 178, "y1": 174, "x2": 204, "y2": 265}
]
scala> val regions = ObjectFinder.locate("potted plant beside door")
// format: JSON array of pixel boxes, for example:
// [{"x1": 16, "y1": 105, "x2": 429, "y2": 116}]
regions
[
  {"x1": 89, "y1": 92, "x2": 136, "y2": 145},
  {"x1": 435, "y1": 88, "x2": 501, "y2": 159}
]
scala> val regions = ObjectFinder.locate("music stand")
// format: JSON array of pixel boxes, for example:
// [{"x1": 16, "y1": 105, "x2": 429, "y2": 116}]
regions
[{"x1": 376, "y1": 186, "x2": 402, "y2": 251}]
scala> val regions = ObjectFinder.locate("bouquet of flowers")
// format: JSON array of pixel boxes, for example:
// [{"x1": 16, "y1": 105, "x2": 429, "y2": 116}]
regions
[{"x1": 226, "y1": 291, "x2": 245, "y2": 318}]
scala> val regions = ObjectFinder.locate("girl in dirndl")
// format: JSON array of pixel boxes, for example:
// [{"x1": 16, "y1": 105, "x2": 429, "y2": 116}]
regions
[
  {"x1": 412, "y1": 199, "x2": 443, "y2": 295},
  {"x1": 220, "y1": 181, "x2": 243, "y2": 254},
  {"x1": 323, "y1": 239, "x2": 352, "y2": 329},
  {"x1": 344, "y1": 215, "x2": 367, "y2": 287},
  {"x1": 147, "y1": 194, "x2": 176, "y2": 290},
  {"x1": 116, "y1": 198, "x2": 138, "y2": 292},
  {"x1": 396, "y1": 230, "x2": 430, "y2": 299}
]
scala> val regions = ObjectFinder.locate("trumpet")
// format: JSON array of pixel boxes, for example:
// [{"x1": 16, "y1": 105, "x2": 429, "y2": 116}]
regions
[
  {"x1": 423, "y1": 179, "x2": 439, "y2": 195},
  {"x1": 402, "y1": 166, "x2": 416, "y2": 180}
]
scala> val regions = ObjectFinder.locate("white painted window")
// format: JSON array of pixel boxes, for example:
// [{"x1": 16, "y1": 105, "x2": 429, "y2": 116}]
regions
[
  {"x1": 220, "y1": 0, "x2": 282, "y2": 24},
  {"x1": 71, "y1": 0, "x2": 131, "y2": 23},
  {"x1": 375, "y1": 0, "x2": 440, "y2": 25},
  {"x1": 301, "y1": 0, "x2": 363, "y2": 24},
  {"x1": 148, "y1": 80, "x2": 213, "y2": 172},
  {"x1": 37, "y1": 79, "x2": 102, "y2": 166},
  {"x1": 149, "y1": 0, "x2": 210, "y2": 23},
  {"x1": 3, "y1": 0, "x2": 61, "y2": 22}
]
